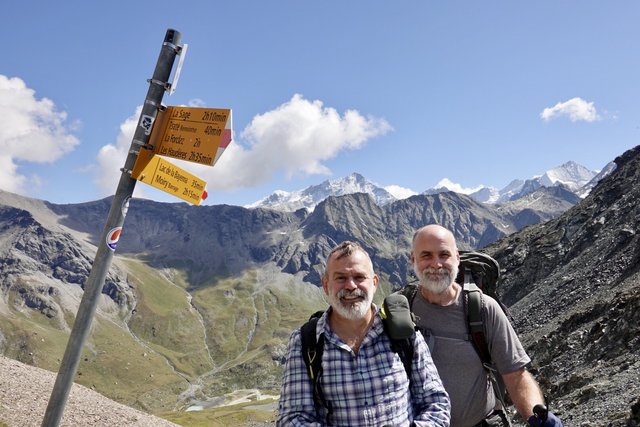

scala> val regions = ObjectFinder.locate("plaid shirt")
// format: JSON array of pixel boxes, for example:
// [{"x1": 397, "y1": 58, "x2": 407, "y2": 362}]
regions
[{"x1": 277, "y1": 307, "x2": 451, "y2": 426}]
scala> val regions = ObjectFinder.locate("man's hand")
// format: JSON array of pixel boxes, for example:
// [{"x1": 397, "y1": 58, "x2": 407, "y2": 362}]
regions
[{"x1": 528, "y1": 404, "x2": 563, "y2": 426}]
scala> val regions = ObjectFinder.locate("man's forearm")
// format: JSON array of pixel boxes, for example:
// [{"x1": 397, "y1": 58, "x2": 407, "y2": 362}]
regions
[{"x1": 502, "y1": 368, "x2": 545, "y2": 420}]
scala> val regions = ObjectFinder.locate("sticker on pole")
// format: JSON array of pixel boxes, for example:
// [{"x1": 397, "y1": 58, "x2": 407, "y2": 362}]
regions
[
  {"x1": 140, "y1": 114, "x2": 155, "y2": 135},
  {"x1": 106, "y1": 227, "x2": 123, "y2": 251}
]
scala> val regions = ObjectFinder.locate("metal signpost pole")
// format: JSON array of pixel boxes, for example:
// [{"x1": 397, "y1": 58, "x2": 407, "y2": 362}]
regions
[{"x1": 41, "y1": 29, "x2": 183, "y2": 427}]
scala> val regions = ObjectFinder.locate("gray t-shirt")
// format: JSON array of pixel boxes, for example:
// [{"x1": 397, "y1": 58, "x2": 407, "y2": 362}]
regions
[{"x1": 412, "y1": 287, "x2": 530, "y2": 427}]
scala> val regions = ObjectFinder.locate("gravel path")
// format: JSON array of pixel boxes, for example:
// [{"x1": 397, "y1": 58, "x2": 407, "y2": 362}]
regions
[{"x1": 0, "y1": 356, "x2": 178, "y2": 427}]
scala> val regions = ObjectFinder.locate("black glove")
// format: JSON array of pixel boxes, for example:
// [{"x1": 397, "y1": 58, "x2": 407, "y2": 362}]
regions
[{"x1": 528, "y1": 404, "x2": 563, "y2": 426}]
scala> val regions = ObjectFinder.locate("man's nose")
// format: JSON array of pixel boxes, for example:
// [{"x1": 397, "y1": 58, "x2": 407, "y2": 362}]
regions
[
  {"x1": 426, "y1": 258, "x2": 442, "y2": 268},
  {"x1": 344, "y1": 277, "x2": 358, "y2": 288}
]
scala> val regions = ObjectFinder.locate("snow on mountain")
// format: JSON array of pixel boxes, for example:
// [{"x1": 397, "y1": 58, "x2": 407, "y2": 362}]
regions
[
  {"x1": 245, "y1": 173, "x2": 398, "y2": 211},
  {"x1": 423, "y1": 178, "x2": 500, "y2": 203},
  {"x1": 425, "y1": 161, "x2": 600, "y2": 204},
  {"x1": 577, "y1": 161, "x2": 616, "y2": 198},
  {"x1": 423, "y1": 178, "x2": 486, "y2": 195},
  {"x1": 494, "y1": 161, "x2": 597, "y2": 203},
  {"x1": 537, "y1": 161, "x2": 596, "y2": 191},
  {"x1": 384, "y1": 185, "x2": 418, "y2": 200},
  {"x1": 247, "y1": 161, "x2": 606, "y2": 211},
  {"x1": 469, "y1": 187, "x2": 500, "y2": 204}
]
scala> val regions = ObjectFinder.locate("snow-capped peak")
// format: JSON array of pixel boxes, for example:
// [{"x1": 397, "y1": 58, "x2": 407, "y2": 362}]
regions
[
  {"x1": 247, "y1": 161, "x2": 606, "y2": 211},
  {"x1": 537, "y1": 161, "x2": 597, "y2": 191},
  {"x1": 245, "y1": 172, "x2": 400, "y2": 211},
  {"x1": 495, "y1": 161, "x2": 598, "y2": 202}
]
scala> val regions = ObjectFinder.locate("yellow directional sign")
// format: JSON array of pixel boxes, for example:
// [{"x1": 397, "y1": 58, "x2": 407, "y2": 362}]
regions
[
  {"x1": 131, "y1": 149, "x2": 207, "y2": 205},
  {"x1": 149, "y1": 106, "x2": 232, "y2": 166}
]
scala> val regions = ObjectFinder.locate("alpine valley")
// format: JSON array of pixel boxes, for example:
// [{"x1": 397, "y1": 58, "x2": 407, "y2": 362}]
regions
[{"x1": 0, "y1": 153, "x2": 638, "y2": 426}]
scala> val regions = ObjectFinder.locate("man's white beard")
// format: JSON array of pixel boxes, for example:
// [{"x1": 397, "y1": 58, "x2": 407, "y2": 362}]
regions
[
  {"x1": 328, "y1": 288, "x2": 372, "y2": 320},
  {"x1": 415, "y1": 264, "x2": 458, "y2": 294}
]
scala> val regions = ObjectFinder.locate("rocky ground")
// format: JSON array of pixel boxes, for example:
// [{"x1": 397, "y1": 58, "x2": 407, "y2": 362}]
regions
[{"x1": 0, "y1": 355, "x2": 178, "y2": 427}]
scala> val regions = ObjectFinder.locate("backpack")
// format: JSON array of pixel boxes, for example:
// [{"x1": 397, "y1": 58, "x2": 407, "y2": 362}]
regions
[
  {"x1": 399, "y1": 250, "x2": 512, "y2": 415},
  {"x1": 299, "y1": 294, "x2": 416, "y2": 412}
]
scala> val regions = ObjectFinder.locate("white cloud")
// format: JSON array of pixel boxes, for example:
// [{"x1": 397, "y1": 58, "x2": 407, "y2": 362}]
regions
[
  {"x1": 0, "y1": 75, "x2": 79, "y2": 193},
  {"x1": 384, "y1": 185, "x2": 417, "y2": 199},
  {"x1": 434, "y1": 178, "x2": 483, "y2": 194},
  {"x1": 201, "y1": 94, "x2": 392, "y2": 189},
  {"x1": 540, "y1": 97, "x2": 600, "y2": 122},
  {"x1": 96, "y1": 94, "x2": 393, "y2": 197},
  {"x1": 94, "y1": 106, "x2": 149, "y2": 199}
]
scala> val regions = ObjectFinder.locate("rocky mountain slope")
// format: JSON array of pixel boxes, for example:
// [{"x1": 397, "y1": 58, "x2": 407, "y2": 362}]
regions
[
  {"x1": 45, "y1": 188, "x2": 573, "y2": 290},
  {"x1": 485, "y1": 146, "x2": 640, "y2": 426}
]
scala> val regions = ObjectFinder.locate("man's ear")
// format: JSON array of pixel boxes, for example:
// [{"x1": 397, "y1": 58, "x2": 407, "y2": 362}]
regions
[
  {"x1": 373, "y1": 274, "x2": 379, "y2": 289},
  {"x1": 410, "y1": 251, "x2": 415, "y2": 264},
  {"x1": 321, "y1": 275, "x2": 328, "y2": 294}
]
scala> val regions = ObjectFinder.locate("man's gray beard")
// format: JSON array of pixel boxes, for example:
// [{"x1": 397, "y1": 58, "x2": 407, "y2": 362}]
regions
[
  {"x1": 415, "y1": 264, "x2": 458, "y2": 294},
  {"x1": 328, "y1": 288, "x2": 372, "y2": 320}
]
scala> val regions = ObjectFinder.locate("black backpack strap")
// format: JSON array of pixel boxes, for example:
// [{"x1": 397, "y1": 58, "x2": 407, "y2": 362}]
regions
[
  {"x1": 299, "y1": 311, "x2": 329, "y2": 419},
  {"x1": 300, "y1": 315, "x2": 323, "y2": 383},
  {"x1": 390, "y1": 337, "x2": 414, "y2": 382},
  {"x1": 398, "y1": 283, "x2": 420, "y2": 306}
]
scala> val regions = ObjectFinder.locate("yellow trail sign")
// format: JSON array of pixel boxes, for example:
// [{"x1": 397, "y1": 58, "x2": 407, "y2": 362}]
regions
[
  {"x1": 149, "y1": 106, "x2": 232, "y2": 166},
  {"x1": 131, "y1": 149, "x2": 207, "y2": 205}
]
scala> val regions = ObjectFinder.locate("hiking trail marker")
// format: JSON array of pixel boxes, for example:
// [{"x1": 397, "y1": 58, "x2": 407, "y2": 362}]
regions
[
  {"x1": 150, "y1": 106, "x2": 232, "y2": 166},
  {"x1": 131, "y1": 106, "x2": 233, "y2": 205},
  {"x1": 131, "y1": 149, "x2": 208, "y2": 204}
]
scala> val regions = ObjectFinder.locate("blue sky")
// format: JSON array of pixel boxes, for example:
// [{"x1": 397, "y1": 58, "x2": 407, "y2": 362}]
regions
[{"x1": 2, "y1": 1, "x2": 639, "y2": 206}]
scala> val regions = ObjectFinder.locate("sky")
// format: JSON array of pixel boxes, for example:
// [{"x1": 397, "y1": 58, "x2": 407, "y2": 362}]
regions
[{"x1": 2, "y1": 1, "x2": 640, "y2": 207}]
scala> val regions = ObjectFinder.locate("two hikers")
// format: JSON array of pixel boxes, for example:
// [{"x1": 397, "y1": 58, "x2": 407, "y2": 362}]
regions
[
  {"x1": 278, "y1": 225, "x2": 562, "y2": 426},
  {"x1": 277, "y1": 240, "x2": 451, "y2": 426}
]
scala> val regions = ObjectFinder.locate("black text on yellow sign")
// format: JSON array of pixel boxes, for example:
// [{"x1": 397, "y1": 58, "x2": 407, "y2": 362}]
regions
[
  {"x1": 149, "y1": 106, "x2": 231, "y2": 166},
  {"x1": 131, "y1": 149, "x2": 207, "y2": 205}
]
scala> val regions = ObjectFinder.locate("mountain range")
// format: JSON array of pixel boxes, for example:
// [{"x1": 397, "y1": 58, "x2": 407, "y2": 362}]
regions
[
  {"x1": 0, "y1": 149, "x2": 638, "y2": 425},
  {"x1": 247, "y1": 160, "x2": 612, "y2": 211}
]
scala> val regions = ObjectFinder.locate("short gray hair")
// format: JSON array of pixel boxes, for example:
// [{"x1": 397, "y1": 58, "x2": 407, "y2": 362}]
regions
[{"x1": 323, "y1": 241, "x2": 370, "y2": 277}]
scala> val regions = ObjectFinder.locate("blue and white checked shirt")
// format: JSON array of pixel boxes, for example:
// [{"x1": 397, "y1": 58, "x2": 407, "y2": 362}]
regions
[{"x1": 277, "y1": 306, "x2": 451, "y2": 426}]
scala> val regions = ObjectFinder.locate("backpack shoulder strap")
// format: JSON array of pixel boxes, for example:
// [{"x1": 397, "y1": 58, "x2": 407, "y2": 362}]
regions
[
  {"x1": 300, "y1": 311, "x2": 325, "y2": 382},
  {"x1": 463, "y1": 280, "x2": 510, "y2": 421},
  {"x1": 299, "y1": 311, "x2": 334, "y2": 420},
  {"x1": 382, "y1": 294, "x2": 416, "y2": 382},
  {"x1": 462, "y1": 280, "x2": 492, "y2": 365},
  {"x1": 391, "y1": 337, "x2": 414, "y2": 382},
  {"x1": 398, "y1": 283, "x2": 420, "y2": 306}
]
